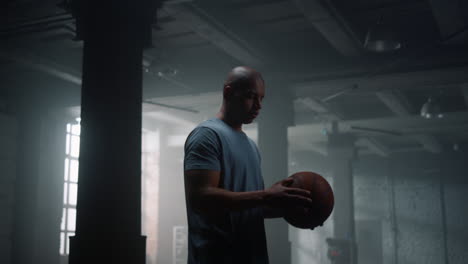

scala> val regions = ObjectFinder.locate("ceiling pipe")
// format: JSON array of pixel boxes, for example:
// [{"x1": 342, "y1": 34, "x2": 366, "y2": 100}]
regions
[{"x1": 142, "y1": 100, "x2": 199, "y2": 113}]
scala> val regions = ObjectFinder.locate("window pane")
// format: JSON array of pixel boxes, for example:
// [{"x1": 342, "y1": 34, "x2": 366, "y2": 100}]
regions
[
  {"x1": 70, "y1": 159, "x2": 79, "y2": 183},
  {"x1": 64, "y1": 158, "x2": 69, "y2": 181},
  {"x1": 66, "y1": 134, "x2": 70, "y2": 155},
  {"x1": 70, "y1": 135, "x2": 80, "y2": 158},
  {"x1": 66, "y1": 232, "x2": 75, "y2": 255},
  {"x1": 69, "y1": 183, "x2": 78, "y2": 206},
  {"x1": 67, "y1": 208, "x2": 76, "y2": 231},
  {"x1": 61, "y1": 209, "x2": 66, "y2": 230},
  {"x1": 63, "y1": 183, "x2": 68, "y2": 204},
  {"x1": 71, "y1": 124, "x2": 80, "y2": 136},
  {"x1": 60, "y1": 232, "x2": 65, "y2": 255}
]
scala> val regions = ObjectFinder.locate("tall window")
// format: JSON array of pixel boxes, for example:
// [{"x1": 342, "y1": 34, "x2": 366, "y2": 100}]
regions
[
  {"x1": 58, "y1": 120, "x2": 161, "y2": 261},
  {"x1": 60, "y1": 119, "x2": 80, "y2": 255}
]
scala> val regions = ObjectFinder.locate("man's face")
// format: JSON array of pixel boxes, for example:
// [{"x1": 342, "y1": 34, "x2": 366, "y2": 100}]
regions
[{"x1": 229, "y1": 78, "x2": 265, "y2": 124}]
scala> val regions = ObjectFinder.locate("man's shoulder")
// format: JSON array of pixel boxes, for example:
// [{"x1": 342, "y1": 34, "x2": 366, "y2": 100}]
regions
[
  {"x1": 185, "y1": 119, "x2": 222, "y2": 145},
  {"x1": 191, "y1": 119, "x2": 220, "y2": 134},
  {"x1": 198, "y1": 118, "x2": 219, "y2": 129}
]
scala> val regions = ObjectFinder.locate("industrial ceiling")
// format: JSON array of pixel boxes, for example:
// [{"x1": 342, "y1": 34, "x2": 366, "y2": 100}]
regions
[{"x1": 1, "y1": 0, "x2": 468, "y2": 156}]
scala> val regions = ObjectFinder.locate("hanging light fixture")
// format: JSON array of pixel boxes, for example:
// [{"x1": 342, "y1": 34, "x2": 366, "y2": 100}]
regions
[
  {"x1": 420, "y1": 97, "x2": 443, "y2": 119},
  {"x1": 364, "y1": 14, "x2": 402, "y2": 53}
]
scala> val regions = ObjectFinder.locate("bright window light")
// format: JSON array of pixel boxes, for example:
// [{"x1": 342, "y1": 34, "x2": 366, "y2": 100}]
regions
[{"x1": 60, "y1": 120, "x2": 80, "y2": 255}]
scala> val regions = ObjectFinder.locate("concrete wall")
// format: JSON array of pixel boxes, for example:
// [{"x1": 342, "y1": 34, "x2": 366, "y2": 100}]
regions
[
  {"x1": 5, "y1": 104, "x2": 68, "y2": 264},
  {"x1": 289, "y1": 150, "x2": 333, "y2": 264},
  {"x1": 353, "y1": 164, "x2": 391, "y2": 264},
  {"x1": 34, "y1": 116, "x2": 67, "y2": 264},
  {"x1": 289, "y1": 151, "x2": 468, "y2": 264},
  {"x1": 142, "y1": 129, "x2": 161, "y2": 264},
  {"x1": 0, "y1": 113, "x2": 17, "y2": 264},
  {"x1": 354, "y1": 154, "x2": 468, "y2": 264},
  {"x1": 3, "y1": 107, "x2": 465, "y2": 264},
  {"x1": 444, "y1": 182, "x2": 468, "y2": 263},
  {"x1": 157, "y1": 125, "x2": 189, "y2": 264}
]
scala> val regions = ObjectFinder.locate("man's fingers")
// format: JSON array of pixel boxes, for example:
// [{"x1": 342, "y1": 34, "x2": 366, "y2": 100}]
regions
[
  {"x1": 285, "y1": 187, "x2": 311, "y2": 197},
  {"x1": 287, "y1": 194, "x2": 313, "y2": 207}
]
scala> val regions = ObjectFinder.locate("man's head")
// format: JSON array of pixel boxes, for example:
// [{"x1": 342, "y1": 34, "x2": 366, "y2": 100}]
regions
[{"x1": 221, "y1": 66, "x2": 265, "y2": 125}]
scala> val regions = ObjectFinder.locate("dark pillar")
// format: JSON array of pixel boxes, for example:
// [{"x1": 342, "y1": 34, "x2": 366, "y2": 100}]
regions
[
  {"x1": 257, "y1": 84, "x2": 293, "y2": 264},
  {"x1": 327, "y1": 131, "x2": 357, "y2": 263},
  {"x1": 68, "y1": 2, "x2": 158, "y2": 263}
]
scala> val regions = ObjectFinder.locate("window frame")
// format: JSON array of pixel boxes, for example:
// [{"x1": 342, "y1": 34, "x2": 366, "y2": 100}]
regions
[{"x1": 60, "y1": 122, "x2": 80, "y2": 256}]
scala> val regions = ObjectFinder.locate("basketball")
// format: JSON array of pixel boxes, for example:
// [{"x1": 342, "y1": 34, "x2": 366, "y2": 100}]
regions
[{"x1": 284, "y1": 171, "x2": 334, "y2": 229}]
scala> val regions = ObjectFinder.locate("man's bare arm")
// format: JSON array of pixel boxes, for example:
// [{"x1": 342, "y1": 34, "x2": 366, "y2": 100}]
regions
[{"x1": 184, "y1": 169, "x2": 312, "y2": 215}]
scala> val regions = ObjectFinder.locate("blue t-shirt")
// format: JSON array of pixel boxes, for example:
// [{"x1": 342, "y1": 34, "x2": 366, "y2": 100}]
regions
[{"x1": 184, "y1": 118, "x2": 269, "y2": 264}]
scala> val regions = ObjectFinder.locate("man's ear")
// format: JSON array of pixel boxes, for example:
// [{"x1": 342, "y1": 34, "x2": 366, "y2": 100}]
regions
[{"x1": 223, "y1": 85, "x2": 233, "y2": 99}]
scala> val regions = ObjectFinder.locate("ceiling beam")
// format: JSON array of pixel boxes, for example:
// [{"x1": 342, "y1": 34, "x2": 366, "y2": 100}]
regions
[
  {"x1": 376, "y1": 89, "x2": 414, "y2": 116},
  {"x1": 375, "y1": 88, "x2": 444, "y2": 153},
  {"x1": 144, "y1": 111, "x2": 197, "y2": 127},
  {"x1": 428, "y1": 0, "x2": 466, "y2": 42},
  {"x1": 293, "y1": 111, "x2": 468, "y2": 138},
  {"x1": 294, "y1": 81, "x2": 440, "y2": 156},
  {"x1": 294, "y1": 67, "x2": 468, "y2": 97},
  {"x1": 293, "y1": 0, "x2": 361, "y2": 56},
  {"x1": 356, "y1": 137, "x2": 390, "y2": 157},
  {"x1": 0, "y1": 47, "x2": 197, "y2": 103},
  {"x1": 293, "y1": 96, "x2": 388, "y2": 157},
  {"x1": 295, "y1": 97, "x2": 328, "y2": 113},
  {"x1": 163, "y1": 2, "x2": 263, "y2": 66},
  {"x1": 311, "y1": 142, "x2": 328, "y2": 156},
  {"x1": 410, "y1": 134, "x2": 443, "y2": 153},
  {"x1": 0, "y1": 48, "x2": 81, "y2": 86},
  {"x1": 289, "y1": 138, "x2": 328, "y2": 156}
]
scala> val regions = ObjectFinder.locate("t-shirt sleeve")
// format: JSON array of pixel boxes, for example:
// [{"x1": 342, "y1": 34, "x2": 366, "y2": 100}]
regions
[{"x1": 184, "y1": 126, "x2": 222, "y2": 171}]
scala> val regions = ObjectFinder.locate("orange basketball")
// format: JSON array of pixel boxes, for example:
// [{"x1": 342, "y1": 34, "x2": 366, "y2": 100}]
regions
[{"x1": 284, "y1": 171, "x2": 334, "y2": 229}]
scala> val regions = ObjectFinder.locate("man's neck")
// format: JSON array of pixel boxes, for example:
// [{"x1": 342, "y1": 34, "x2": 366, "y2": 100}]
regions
[{"x1": 216, "y1": 112, "x2": 243, "y2": 131}]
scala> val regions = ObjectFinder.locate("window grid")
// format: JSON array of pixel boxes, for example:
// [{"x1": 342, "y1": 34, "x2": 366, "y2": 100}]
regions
[{"x1": 60, "y1": 122, "x2": 80, "y2": 255}]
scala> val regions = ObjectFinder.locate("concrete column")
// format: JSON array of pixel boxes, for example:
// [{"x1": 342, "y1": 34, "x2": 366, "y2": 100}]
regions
[
  {"x1": 68, "y1": 2, "x2": 158, "y2": 263},
  {"x1": 257, "y1": 84, "x2": 293, "y2": 264},
  {"x1": 327, "y1": 132, "x2": 357, "y2": 263}
]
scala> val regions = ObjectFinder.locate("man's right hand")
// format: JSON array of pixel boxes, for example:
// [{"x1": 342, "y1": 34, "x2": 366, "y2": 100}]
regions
[{"x1": 263, "y1": 178, "x2": 313, "y2": 208}]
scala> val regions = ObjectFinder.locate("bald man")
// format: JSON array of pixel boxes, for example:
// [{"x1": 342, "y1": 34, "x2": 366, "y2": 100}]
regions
[{"x1": 183, "y1": 66, "x2": 312, "y2": 264}]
